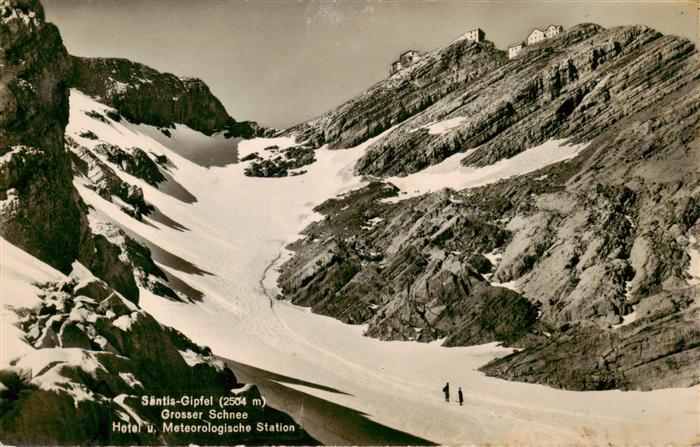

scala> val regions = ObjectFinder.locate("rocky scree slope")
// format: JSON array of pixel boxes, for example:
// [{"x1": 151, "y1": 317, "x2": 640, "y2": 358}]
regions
[
  {"x1": 279, "y1": 25, "x2": 700, "y2": 390},
  {"x1": 0, "y1": 1, "x2": 313, "y2": 444}
]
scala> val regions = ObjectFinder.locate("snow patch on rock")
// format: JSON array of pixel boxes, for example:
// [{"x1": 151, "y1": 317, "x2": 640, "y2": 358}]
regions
[
  {"x1": 385, "y1": 139, "x2": 588, "y2": 202},
  {"x1": 425, "y1": 117, "x2": 467, "y2": 135}
]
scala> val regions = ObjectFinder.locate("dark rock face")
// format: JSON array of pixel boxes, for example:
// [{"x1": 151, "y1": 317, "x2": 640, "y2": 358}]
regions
[
  {"x1": 0, "y1": 1, "x2": 142, "y2": 298},
  {"x1": 85, "y1": 234, "x2": 140, "y2": 303},
  {"x1": 0, "y1": 0, "x2": 86, "y2": 274},
  {"x1": 69, "y1": 56, "x2": 269, "y2": 138},
  {"x1": 279, "y1": 25, "x2": 700, "y2": 390},
  {"x1": 481, "y1": 295, "x2": 700, "y2": 391}
]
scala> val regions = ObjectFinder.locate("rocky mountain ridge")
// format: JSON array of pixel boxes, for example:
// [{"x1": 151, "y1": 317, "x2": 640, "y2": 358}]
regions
[
  {"x1": 286, "y1": 35, "x2": 506, "y2": 149},
  {"x1": 278, "y1": 23, "x2": 700, "y2": 390},
  {"x1": 70, "y1": 56, "x2": 271, "y2": 139},
  {"x1": 290, "y1": 24, "x2": 696, "y2": 179}
]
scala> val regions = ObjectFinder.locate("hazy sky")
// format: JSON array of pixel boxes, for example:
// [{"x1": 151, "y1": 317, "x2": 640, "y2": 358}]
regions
[{"x1": 43, "y1": 1, "x2": 697, "y2": 129}]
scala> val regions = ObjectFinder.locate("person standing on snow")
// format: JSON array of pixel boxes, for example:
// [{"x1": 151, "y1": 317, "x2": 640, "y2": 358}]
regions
[
  {"x1": 458, "y1": 387, "x2": 464, "y2": 406},
  {"x1": 442, "y1": 382, "x2": 450, "y2": 402}
]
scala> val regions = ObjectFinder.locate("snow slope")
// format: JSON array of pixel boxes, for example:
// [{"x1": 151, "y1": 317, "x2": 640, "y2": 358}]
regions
[
  {"x1": 425, "y1": 117, "x2": 468, "y2": 135},
  {"x1": 386, "y1": 139, "x2": 588, "y2": 201},
  {"x1": 0, "y1": 238, "x2": 118, "y2": 405},
  {"x1": 61, "y1": 90, "x2": 699, "y2": 445},
  {"x1": 1, "y1": 238, "x2": 63, "y2": 369}
]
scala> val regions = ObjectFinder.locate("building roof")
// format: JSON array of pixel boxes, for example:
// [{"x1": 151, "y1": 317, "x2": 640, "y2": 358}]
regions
[
  {"x1": 508, "y1": 42, "x2": 525, "y2": 48},
  {"x1": 400, "y1": 50, "x2": 420, "y2": 57}
]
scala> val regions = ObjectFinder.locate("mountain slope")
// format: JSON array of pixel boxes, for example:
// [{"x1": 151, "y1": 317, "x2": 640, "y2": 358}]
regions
[
  {"x1": 291, "y1": 24, "x2": 696, "y2": 178},
  {"x1": 278, "y1": 24, "x2": 700, "y2": 390},
  {"x1": 287, "y1": 36, "x2": 506, "y2": 149},
  {"x1": 0, "y1": 1, "x2": 314, "y2": 444}
]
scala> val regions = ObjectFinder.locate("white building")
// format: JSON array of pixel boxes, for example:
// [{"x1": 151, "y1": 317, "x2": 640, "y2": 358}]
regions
[
  {"x1": 400, "y1": 50, "x2": 421, "y2": 67},
  {"x1": 527, "y1": 25, "x2": 564, "y2": 45},
  {"x1": 390, "y1": 50, "x2": 422, "y2": 76},
  {"x1": 527, "y1": 28, "x2": 546, "y2": 45},
  {"x1": 518, "y1": 25, "x2": 564, "y2": 53},
  {"x1": 508, "y1": 42, "x2": 525, "y2": 59},
  {"x1": 546, "y1": 24, "x2": 564, "y2": 38}
]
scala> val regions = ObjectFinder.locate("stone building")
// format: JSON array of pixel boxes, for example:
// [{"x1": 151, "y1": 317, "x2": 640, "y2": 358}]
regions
[
  {"x1": 461, "y1": 28, "x2": 486, "y2": 43},
  {"x1": 508, "y1": 25, "x2": 564, "y2": 60},
  {"x1": 546, "y1": 24, "x2": 564, "y2": 38},
  {"x1": 508, "y1": 42, "x2": 525, "y2": 59},
  {"x1": 390, "y1": 50, "x2": 422, "y2": 75}
]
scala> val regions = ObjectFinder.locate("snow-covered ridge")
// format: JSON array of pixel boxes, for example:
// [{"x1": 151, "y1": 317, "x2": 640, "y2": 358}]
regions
[
  {"x1": 67, "y1": 89, "x2": 237, "y2": 169},
  {"x1": 1, "y1": 238, "x2": 131, "y2": 406}
]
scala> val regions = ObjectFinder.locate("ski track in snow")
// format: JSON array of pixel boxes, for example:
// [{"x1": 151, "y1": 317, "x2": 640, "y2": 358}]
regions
[{"x1": 3, "y1": 90, "x2": 696, "y2": 445}]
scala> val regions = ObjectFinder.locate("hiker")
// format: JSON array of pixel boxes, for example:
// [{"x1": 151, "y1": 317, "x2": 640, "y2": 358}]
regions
[
  {"x1": 458, "y1": 387, "x2": 463, "y2": 406},
  {"x1": 442, "y1": 382, "x2": 450, "y2": 402}
]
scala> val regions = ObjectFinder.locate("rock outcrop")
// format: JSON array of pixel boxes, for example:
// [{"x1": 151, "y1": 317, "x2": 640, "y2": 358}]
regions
[
  {"x1": 0, "y1": 0, "x2": 86, "y2": 274},
  {"x1": 278, "y1": 183, "x2": 541, "y2": 347},
  {"x1": 69, "y1": 56, "x2": 269, "y2": 138},
  {"x1": 243, "y1": 145, "x2": 315, "y2": 177}
]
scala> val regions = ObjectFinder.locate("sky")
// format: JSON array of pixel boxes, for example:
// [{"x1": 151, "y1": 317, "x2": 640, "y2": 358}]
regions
[{"x1": 43, "y1": 1, "x2": 698, "y2": 129}]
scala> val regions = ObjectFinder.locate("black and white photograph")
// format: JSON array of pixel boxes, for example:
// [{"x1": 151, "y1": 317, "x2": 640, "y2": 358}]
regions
[{"x1": 0, "y1": 0, "x2": 698, "y2": 444}]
